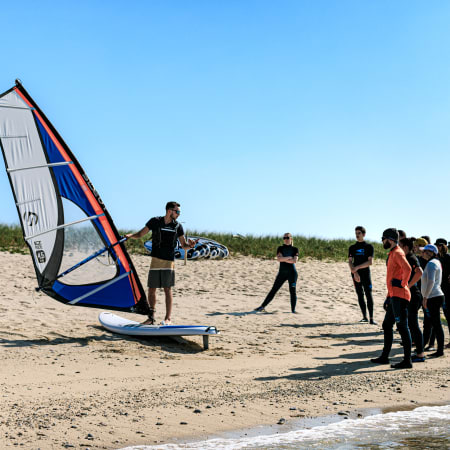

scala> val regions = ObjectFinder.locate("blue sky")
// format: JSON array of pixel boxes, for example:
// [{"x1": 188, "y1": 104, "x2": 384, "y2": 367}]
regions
[{"x1": 1, "y1": 1, "x2": 450, "y2": 242}]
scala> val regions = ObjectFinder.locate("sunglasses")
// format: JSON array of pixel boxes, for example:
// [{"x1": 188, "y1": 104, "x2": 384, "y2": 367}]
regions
[
  {"x1": 283, "y1": 236, "x2": 291, "y2": 240},
  {"x1": 171, "y1": 209, "x2": 181, "y2": 214}
]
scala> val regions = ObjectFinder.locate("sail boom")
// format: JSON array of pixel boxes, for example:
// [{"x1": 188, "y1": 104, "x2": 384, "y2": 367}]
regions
[
  {"x1": 8, "y1": 161, "x2": 73, "y2": 173},
  {"x1": 0, "y1": 105, "x2": 33, "y2": 111},
  {"x1": 24, "y1": 214, "x2": 104, "y2": 240},
  {"x1": 0, "y1": 135, "x2": 28, "y2": 138},
  {"x1": 56, "y1": 237, "x2": 127, "y2": 280}
]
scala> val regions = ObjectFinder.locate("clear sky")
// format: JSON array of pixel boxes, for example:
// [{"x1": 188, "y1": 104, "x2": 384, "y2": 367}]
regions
[{"x1": 1, "y1": 1, "x2": 450, "y2": 242}]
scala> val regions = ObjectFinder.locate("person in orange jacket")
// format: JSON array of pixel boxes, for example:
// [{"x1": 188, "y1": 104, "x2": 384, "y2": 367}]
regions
[{"x1": 371, "y1": 228, "x2": 413, "y2": 369}]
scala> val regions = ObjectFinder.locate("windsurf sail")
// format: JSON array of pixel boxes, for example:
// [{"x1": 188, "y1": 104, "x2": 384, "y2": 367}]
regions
[{"x1": 0, "y1": 80, "x2": 148, "y2": 314}]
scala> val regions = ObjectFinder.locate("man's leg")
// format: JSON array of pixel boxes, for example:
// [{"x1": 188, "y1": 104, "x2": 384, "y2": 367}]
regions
[
  {"x1": 163, "y1": 287, "x2": 173, "y2": 322},
  {"x1": 143, "y1": 287, "x2": 157, "y2": 324},
  {"x1": 148, "y1": 287, "x2": 157, "y2": 310},
  {"x1": 391, "y1": 297, "x2": 412, "y2": 365},
  {"x1": 361, "y1": 272, "x2": 374, "y2": 321},
  {"x1": 371, "y1": 303, "x2": 394, "y2": 363},
  {"x1": 353, "y1": 276, "x2": 367, "y2": 320},
  {"x1": 409, "y1": 292, "x2": 424, "y2": 357},
  {"x1": 381, "y1": 302, "x2": 396, "y2": 358}
]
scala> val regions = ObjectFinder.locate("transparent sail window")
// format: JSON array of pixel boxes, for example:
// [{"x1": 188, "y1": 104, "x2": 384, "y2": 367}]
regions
[{"x1": 58, "y1": 198, "x2": 118, "y2": 285}]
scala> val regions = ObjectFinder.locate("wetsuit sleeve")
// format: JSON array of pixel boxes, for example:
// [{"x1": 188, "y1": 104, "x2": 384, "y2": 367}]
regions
[
  {"x1": 398, "y1": 252, "x2": 412, "y2": 288},
  {"x1": 276, "y1": 246, "x2": 283, "y2": 255},
  {"x1": 410, "y1": 255, "x2": 419, "y2": 272},
  {"x1": 177, "y1": 224, "x2": 184, "y2": 237},
  {"x1": 367, "y1": 244, "x2": 374, "y2": 258},
  {"x1": 348, "y1": 245, "x2": 354, "y2": 258},
  {"x1": 293, "y1": 247, "x2": 299, "y2": 257}
]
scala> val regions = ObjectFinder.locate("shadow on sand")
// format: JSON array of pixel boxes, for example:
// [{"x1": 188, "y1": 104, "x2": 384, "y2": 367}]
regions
[
  {"x1": 255, "y1": 345, "x2": 406, "y2": 382},
  {"x1": 0, "y1": 325, "x2": 206, "y2": 354}
]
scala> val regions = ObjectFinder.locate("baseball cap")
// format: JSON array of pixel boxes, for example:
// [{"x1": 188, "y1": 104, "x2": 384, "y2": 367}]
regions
[
  {"x1": 421, "y1": 244, "x2": 438, "y2": 254},
  {"x1": 414, "y1": 237, "x2": 428, "y2": 248}
]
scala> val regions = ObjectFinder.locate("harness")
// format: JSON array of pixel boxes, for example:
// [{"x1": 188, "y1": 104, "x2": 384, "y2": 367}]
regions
[{"x1": 152, "y1": 216, "x2": 180, "y2": 249}]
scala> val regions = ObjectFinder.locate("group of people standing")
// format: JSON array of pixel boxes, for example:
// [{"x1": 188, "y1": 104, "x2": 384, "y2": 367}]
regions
[
  {"x1": 349, "y1": 226, "x2": 449, "y2": 369},
  {"x1": 254, "y1": 225, "x2": 448, "y2": 370},
  {"x1": 127, "y1": 203, "x2": 448, "y2": 371}
]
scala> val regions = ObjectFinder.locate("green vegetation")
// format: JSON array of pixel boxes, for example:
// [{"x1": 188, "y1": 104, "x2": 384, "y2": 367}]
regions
[
  {"x1": 182, "y1": 231, "x2": 386, "y2": 261},
  {"x1": 0, "y1": 224, "x2": 386, "y2": 261},
  {"x1": 0, "y1": 224, "x2": 29, "y2": 254}
]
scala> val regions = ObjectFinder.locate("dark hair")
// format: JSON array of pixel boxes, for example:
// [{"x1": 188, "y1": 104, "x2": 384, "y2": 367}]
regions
[
  {"x1": 166, "y1": 201, "x2": 180, "y2": 211},
  {"x1": 398, "y1": 230, "x2": 406, "y2": 239},
  {"x1": 355, "y1": 226, "x2": 366, "y2": 234},
  {"x1": 439, "y1": 244, "x2": 448, "y2": 256},
  {"x1": 399, "y1": 238, "x2": 414, "y2": 252},
  {"x1": 421, "y1": 235, "x2": 431, "y2": 244}
]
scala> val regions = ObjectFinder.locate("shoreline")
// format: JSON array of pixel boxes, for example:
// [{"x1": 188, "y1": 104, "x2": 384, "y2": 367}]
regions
[
  {"x1": 153, "y1": 401, "x2": 449, "y2": 448},
  {"x1": 1, "y1": 252, "x2": 449, "y2": 449}
]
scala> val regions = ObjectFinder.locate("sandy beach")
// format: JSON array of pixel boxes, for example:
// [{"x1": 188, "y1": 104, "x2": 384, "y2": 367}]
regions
[{"x1": 0, "y1": 251, "x2": 449, "y2": 449}]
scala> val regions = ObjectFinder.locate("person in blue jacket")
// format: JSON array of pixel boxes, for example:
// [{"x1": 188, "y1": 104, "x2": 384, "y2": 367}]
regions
[{"x1": 255, "y1": 233, "x2": 299, "y2": 313}]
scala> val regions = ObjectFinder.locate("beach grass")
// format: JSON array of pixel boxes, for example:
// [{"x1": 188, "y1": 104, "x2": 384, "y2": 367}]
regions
[
  {"x1": 0, "y1": 224, "x2": 29, "y2": 254},
  {"x1": 0, "y1": 223, "x2": 386, "y2": 261}
]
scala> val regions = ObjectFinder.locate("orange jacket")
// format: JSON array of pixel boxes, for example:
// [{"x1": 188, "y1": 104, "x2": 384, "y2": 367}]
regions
[{"x1": 386, "y1": 246, "x2": 411, "y2": 300}]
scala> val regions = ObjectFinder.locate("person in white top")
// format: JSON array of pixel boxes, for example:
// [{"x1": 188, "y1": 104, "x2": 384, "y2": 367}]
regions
[{"x1": 420, "y1": 244, "x2": 445, "y2": 358}]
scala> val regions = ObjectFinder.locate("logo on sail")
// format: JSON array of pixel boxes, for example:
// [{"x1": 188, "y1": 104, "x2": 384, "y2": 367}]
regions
[
  {"x1": 23, "y1": 211, "x2": 38, "y2": 226},
  {"x1": 34, "y1": 241, "x2": 46, "y2": 263},
  {"x1": 36, "y1": 250, "x2": 46, "y2": 263},
  {"x1": 82, "y1": 174, "x2": 104, "y2": 206}
]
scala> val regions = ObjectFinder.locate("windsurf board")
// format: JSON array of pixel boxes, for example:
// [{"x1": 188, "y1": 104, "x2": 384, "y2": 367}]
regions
[{"x1": 98, "y1": 312, "x2": 219, "y2": 349}]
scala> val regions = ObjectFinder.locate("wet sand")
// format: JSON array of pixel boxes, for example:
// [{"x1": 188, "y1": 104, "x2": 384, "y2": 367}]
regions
[{"x1": 0, "y1": 251, "x2": 449, "y2": 449}]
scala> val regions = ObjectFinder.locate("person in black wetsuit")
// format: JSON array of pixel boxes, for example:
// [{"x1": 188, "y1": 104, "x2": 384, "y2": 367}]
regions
[
  {"x1": 255, "y1": 233, "x2": 299, "y2": 313},
  {"x1": 399, "y1": 238, "x2": 425, "y2": 362},
  {"x1": 348, "y1": 226, "x2": 376, "y2": 324},
  {"x1": 435, "y1": 238, "x2": 450, "y2": 349}
]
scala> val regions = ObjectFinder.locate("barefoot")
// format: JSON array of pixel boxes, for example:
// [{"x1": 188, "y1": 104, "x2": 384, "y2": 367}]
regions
[{"x1": 142, "y1": 318, "x2": 155, "y2": 325}]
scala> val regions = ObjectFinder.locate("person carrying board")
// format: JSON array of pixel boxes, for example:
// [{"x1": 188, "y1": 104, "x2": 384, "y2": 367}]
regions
[{"x1": 126, "y1": 201, "x2": 197, "y2": 325}]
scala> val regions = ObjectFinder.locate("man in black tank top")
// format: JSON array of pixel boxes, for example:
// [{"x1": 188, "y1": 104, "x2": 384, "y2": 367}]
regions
[
  {"x1": 126, "y1": 201, "x2": 197, "y2": 325},
  {"x1": 348, "y1": 226, "x2": 375, "y2": 324}
]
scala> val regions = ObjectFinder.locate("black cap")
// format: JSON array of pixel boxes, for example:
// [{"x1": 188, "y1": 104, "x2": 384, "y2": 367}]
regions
[
  {"x1": 434, "y1": 238, "x2": 447, "y2": 246},
  {"x1": 382, "y1": 228, "x2": 399, "y2": 242}
]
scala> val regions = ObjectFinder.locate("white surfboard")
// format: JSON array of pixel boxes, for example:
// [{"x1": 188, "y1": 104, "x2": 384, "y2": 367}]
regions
[{"x1": 98, "y1": 312, "x2": 219, "y2": 349}]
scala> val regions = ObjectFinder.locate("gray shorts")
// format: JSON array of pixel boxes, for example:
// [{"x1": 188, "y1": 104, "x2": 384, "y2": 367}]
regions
[{"x1": 148, "y1": 270, "x2": 175, "y2": 288}]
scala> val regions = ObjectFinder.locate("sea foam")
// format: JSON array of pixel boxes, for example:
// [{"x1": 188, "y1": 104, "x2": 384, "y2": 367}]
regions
[{"x1": 122, "y1": 404, "x2": 450, "y2": 449}]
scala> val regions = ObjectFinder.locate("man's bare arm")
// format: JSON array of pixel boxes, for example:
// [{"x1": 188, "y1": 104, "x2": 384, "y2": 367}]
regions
[{"x1": 125, "y1": 226, "x2": 149, "y2": 239}]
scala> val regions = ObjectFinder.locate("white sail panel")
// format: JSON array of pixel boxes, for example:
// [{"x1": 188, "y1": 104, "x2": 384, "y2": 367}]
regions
[{"x1": 0, "y1": 91, "x2": 59, "y2": 274}]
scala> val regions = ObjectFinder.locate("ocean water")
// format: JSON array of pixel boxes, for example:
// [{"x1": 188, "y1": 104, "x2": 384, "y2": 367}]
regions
[{"x1": 122, "y1": 404, "x2": 450, "y2": 449}]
